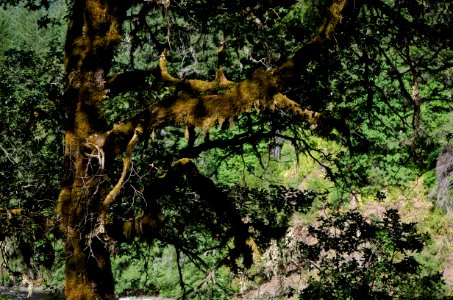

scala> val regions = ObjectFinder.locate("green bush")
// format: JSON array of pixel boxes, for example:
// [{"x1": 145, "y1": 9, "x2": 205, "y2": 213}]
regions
[{"x1": 299, "y1": 209, "x2": 446, "y2": 299}]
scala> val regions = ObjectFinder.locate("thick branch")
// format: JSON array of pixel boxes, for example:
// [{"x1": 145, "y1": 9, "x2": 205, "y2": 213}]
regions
[
  {"x1": 99, "y1": 124, "x2": 143, "y2": 230},
  {"x1": 142, "y1": 0, "x2": 347, "y2": 134},
  {"x1": 161, "y1": 158, "x2": 259, "y2": 267},
  {"x1": 274, "y1": 0, "x2": 350, "y2": 86},
  {"x1": 147, "y1": 69, "x2": 321, "y2": 133},
  {"x1": 159, "y1": 49, "x2": 234, "y2": 93}
]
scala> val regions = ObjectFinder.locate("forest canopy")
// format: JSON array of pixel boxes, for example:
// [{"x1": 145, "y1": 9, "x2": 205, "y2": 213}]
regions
[{"x1": 0, "y1": 0, "x2": 451, "y2": 299}]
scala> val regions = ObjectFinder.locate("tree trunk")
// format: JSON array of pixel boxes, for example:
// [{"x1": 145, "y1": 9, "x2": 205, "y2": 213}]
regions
[
  {"x1": 56, "y1": 0, "x2": 127, "y2": 298},
  {"x1": 52, "y1": 0, "x2": 351, "y2": 298}
]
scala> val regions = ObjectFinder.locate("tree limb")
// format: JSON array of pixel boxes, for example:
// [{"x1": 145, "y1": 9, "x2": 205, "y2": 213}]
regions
[
  {"x1": 161, "y1": 158, "x2": 258, "y2": 267},
  {"x1": 142, "y1": 0, "x2": 348, "y2": 133},
  {"x1": 99, "y1": 124, "x2": 143, "y2": 231}
]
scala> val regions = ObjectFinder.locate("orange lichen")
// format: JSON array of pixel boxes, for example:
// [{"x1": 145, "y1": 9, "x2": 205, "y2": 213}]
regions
[
  {"x1": 131, "y1": 213, "x2": 163, "y2": 238},
  {"x1": 56, "y1": 187, "x2": 72, "y2": 228},
  {"x1": 149, "y1": 68, "x2": 278, "y2": 131}
]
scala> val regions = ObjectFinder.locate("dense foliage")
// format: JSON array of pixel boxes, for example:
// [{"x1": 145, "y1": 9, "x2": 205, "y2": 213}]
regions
[
  {"x1": 0, "y1": 4, "x2": 66, "y2": 280},
  {"x1": 299, "y1": 209, "x2": 445, "y2": 299},
  {"x1": 0, "y1": 0, "x2": 451, "y2": 298}
]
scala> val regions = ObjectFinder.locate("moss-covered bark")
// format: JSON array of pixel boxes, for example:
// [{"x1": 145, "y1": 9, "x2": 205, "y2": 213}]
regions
[
  {"x1": 57, "y1": 0, "x2": 128, "y2": 298},
  {"x1": 55, "y1": 0, "x2": 350, "y2": 298}
]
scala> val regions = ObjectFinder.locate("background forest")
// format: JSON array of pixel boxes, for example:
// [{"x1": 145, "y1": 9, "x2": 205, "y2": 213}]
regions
[{"x1": 0, "y1": 0, "x2": 452, "y2": 299}]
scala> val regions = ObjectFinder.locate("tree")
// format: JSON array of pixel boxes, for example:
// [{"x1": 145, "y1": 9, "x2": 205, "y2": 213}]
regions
[
  {"x1": 56, "y1": 1, "x2": 353, "y2": 298},
  {"x1": 299, "y1": 209, "x2": 445, "y2": 299},
  {"x1": 0, "y1": 11, "x2": 65, "y2": 282},
  {"x1": 0, "y1": 0, "x2": 451, "y2": 298}
]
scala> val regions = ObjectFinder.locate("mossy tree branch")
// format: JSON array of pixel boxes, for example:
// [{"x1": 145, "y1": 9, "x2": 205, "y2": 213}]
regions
[
  {"x1": 99, "y1": 124, "x2": 143, "y2": 232},
  {"x1": 54, "y1": 1, "x2": 352, "y2": 298},
  {"x1": 140, "y1": 0, "x2": 349, "y2": 134},
  {"x1": 89, "y1": 0, "x2": 350, "y2": 226}
]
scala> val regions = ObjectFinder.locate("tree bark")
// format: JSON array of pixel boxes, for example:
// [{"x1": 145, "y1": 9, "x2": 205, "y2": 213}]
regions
[
  {"x1": 54, "y1": 0, "x2": 351, "y2": 298},
  {"x1": 56, "y1": 0, "x2": 127, "y2": 298}
]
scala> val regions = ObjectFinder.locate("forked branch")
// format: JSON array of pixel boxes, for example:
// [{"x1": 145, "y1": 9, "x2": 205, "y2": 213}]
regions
[
  {"x1": 99, "y1": 124, "x2": 143, "y2": 230},
  {"x1": 147, "y1": 0, "x2": 348, "y2": 133},
  {"x1": 159, "y1": 49, "x2": 234, "y2": 93},
  {"x1": 95, "y1": 0, "x2": 350, "y2": 233},
  {"x1": 161, "y1": 158, "x2": 260, "y2": 267}
]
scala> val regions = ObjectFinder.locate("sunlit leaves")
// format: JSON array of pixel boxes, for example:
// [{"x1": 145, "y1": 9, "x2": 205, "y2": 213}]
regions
[{"x1": 299, "y1": 209, "x2": 446, "y2": 299}]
